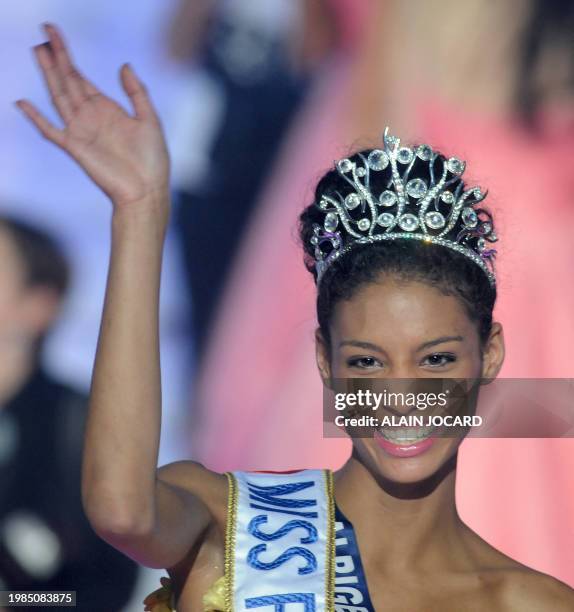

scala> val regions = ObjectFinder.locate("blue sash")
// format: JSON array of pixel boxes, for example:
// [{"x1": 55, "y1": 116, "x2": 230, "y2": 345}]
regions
[{"x1": 334, "y1": 505, "x2": 375, "y2": 612}]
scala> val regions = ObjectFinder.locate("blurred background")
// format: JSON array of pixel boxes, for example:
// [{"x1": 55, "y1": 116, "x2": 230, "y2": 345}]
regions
[{"x1": 0, "y1": 0, "x2": 572, "y2": 610}]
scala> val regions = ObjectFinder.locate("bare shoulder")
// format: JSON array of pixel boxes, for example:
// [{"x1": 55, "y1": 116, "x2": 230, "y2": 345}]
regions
[
  {"x1": 157, "y1": 460, "x2": 228, "y2": 522},
  {"x1": 463, "y1": 525, "x2": 574, "y2": 611},
  {"x1": 500, "y1": 567, "x2": 574, "y2": 611}
]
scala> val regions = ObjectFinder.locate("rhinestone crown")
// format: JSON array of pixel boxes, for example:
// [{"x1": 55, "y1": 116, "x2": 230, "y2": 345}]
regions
[{"x1": 311, "y1": 127, "x2": 498, "y2": 285}]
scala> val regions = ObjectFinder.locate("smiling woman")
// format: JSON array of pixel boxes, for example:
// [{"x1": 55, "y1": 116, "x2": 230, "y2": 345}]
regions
[
  {"x1": 297, "y1": 139, "x2": 500, "y2": 482},
  {"x1": 16, "y1": 22, "x2": 574, "y2": 612}
]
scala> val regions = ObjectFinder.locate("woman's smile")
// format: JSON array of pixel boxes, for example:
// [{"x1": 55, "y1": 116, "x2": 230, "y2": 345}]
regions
[{"x1": 375, "y1": 431, "x2": 436, "y2": 457}]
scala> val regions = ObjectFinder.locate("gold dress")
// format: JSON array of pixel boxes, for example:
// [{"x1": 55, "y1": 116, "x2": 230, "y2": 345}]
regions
[{"x1": 142, "y1": 574, "x2": 226, "y2": 612}]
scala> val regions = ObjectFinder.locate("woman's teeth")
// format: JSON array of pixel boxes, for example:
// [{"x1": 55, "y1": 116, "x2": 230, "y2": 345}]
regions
[{"x1": 378, "y1": 426, "x2": 435, "y2": 443}]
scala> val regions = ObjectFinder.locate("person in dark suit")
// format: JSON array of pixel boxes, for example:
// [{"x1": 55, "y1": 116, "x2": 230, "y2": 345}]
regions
[{"x1": 0, "y1": 214, "x2": 139, "y2": 611}]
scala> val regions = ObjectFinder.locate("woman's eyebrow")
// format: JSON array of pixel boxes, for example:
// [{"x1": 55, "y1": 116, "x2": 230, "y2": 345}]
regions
[
  {"x1": 416, "y1": 335, "x2": 464, "y2": 351},
  {"x1": 338, "y1": 340, "x2": 385, "y2": 353},
  {"x1": 338, "y1": 336, "x2": 464, "y2": 353}
]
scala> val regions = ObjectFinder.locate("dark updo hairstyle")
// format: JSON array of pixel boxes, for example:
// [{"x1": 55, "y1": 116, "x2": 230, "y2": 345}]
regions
[{"x1": 298, "y1": 147, "x2": 497, "y2": 359}]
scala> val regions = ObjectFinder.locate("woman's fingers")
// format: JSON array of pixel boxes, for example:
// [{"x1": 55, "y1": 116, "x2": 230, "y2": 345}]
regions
[
  {"x1": 34, "y1": 43, "x2": 74, "y2": 122},
  {"x1": 32, "y1": 23, "x2": 104, "y2": 125},
  {"x1": 42, "y1": 23, "x2": 92, "y2": 107},
  {"x1": 15, "y1": 99, "x2": 65, "y2": 147},
  {"x1": 120, "y1": 64, "x2": 158, "y2": 122}
]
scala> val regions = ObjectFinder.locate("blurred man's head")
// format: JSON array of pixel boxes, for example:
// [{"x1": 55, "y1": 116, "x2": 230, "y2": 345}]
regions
[{"x1": 0, "y1": 214, "x2": 69, "y2": 355}]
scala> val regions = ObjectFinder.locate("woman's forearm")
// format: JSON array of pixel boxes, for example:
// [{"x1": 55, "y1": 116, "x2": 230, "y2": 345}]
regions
[{"x1": 82, "y1": 198, "x2": 169, "y2": 534}]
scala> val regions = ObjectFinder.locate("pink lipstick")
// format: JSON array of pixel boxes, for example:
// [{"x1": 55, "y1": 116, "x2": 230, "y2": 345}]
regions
[{"x1": 374, "y1": 433, "x2": 435, "y2": 457}]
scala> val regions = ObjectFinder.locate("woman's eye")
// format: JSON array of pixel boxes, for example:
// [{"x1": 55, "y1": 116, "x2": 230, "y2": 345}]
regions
[
  {"x1": 422, "y1": 353, "x2": 456, "y2": 367},
  {"x1": 347, "y1": 356, "x2": 383, "y2": 369}
]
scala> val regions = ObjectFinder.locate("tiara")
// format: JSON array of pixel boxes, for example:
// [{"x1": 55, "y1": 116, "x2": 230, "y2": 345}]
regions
[{"x1": 311, "y1": 127, "x2": 498, "y2": 285}]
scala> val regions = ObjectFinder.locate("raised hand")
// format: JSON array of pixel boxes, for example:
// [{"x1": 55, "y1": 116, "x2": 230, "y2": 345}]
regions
[{"x1": 16, "y1": 23, "x2": 170, "y2": 210}]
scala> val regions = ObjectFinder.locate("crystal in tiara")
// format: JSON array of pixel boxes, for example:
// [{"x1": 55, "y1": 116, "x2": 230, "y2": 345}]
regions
[{"x1": 311, "y1": 127, "x2": 498, "y2": 285}]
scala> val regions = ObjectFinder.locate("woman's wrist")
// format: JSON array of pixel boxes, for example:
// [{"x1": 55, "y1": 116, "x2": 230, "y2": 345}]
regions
[{"x1": 111, "y1": 193, "x2": 171, "y2": 242}]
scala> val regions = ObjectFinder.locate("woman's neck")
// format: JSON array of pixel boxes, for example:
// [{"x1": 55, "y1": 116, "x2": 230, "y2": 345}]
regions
[{"x1": 333, "y1": 450, "x2": 469, "y2": 573}]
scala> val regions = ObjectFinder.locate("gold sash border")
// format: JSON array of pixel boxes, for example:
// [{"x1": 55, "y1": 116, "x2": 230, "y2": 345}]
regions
[
  {"x1": 224, "y1": 471, "x2": 238, "y2": 612},
  {"x1": 324, "y1": 469, "x2": 336, "y2": 612}
]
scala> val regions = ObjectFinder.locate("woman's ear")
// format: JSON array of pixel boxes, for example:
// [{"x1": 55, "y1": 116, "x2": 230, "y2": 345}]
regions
[
  {"x1": 481, "y1": 321, "x2": 505, "y2": 380},
  {"x1": 315, "y1": 327, "x2": 331, "y2": 382}
]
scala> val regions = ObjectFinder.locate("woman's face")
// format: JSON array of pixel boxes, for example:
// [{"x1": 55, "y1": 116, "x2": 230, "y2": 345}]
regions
[{"x1": 316, "y1": 276, "x2": 505, "y2": 485}]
